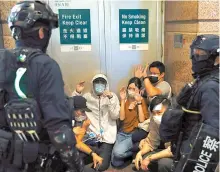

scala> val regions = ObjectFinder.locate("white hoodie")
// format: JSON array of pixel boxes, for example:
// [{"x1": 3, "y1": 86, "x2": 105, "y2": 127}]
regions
[{"x1": 72, "y1": 74, "x2": 120, "y2": 144}]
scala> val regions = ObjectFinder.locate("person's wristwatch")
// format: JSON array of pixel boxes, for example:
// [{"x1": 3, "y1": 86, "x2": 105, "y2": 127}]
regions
[
  {"x1": 147, "y1": 155, "x2": 152, "y2": 162},
  {"x1": 143, "y1": 76, "x2": 149, "y2": 81},
  {"x1": 89, "y1": 151, "x2": 94, "y2": 156},
  {"x1": 137, "y1": 102, "x2": 142, "y2": 105},
  {"x1": 108, "y1": 95, "x2": 113, "y2": 99}
]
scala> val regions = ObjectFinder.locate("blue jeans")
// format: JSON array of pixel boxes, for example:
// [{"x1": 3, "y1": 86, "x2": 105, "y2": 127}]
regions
[{"x1": 111, "y1": 132, "x2": 133, "y2": 167}]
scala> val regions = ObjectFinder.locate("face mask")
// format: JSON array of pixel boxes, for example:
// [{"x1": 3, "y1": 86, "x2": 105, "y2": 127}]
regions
[
  {"x1": 192, "y1": 58, "x2": 214, "y2": 75},
  {"x1": 153, "y1": 115, "x2": 162, "y2": 124},
  {"x1": 94, "y1": 83, "x2": 106, "y2": 96},
  {"x1": 75, "y1": 114, "x2": 87, "y2": 122},
  {"x1": 128, "y1": 90, "x2": 135, "y2": 98},
  {"x1": 149, "y1": 75, "x2": 159, "y2": 84}
]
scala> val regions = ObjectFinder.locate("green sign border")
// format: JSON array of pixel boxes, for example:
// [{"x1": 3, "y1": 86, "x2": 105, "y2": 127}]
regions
[{"x1": 119, "y1": 9, "x2": 149, "y2": 44}]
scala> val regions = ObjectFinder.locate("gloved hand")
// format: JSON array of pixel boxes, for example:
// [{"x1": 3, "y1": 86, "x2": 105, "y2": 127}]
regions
[{"x1": 48, "y1": 125, "x2": 85, "y2": 172}]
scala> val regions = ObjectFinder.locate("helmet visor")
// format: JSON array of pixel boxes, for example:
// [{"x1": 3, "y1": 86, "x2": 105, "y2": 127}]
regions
[{"x1": 190, "y1": 48, "x2": 209, "y2": 61}]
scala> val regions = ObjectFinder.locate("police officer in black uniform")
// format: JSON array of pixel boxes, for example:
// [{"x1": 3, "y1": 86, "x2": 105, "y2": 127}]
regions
[
  {"x1": 0, "y1": 1, "x2": 95, "y2": 172},
  {"x1": 175, "y1": 34, "x2": 219, "y2": 171},
  {"x1": 159, "y1": 34, "x2": 219, "y2": 172}
]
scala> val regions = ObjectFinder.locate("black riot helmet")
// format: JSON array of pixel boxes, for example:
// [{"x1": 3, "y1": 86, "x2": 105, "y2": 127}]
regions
[
  {"x1": 190, "y1": 34, "x2": 220, "y2": 76},
  {"x1": 8, "y1": 1, "x2": 58, "y2": 40}
]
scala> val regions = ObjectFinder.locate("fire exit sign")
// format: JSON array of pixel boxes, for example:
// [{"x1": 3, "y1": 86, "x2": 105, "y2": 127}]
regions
[{"x1": 59, "y1": 9, "x2": 91, "y2": 52}]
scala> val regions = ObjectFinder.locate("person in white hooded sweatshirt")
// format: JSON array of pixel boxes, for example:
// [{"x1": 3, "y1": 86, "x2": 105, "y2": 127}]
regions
[{"x1": 72, "y1": 74, "x2": 120, "y2": 171}]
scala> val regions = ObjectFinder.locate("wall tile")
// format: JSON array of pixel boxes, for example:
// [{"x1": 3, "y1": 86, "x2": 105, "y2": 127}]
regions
[
  {"x1": 164, "y1": 33, "x2": 196, "y2": 95},
  {"x1": 1, "y1": 9, "x2": 10, "y2": 21},
  {"x1": 3, "y1": 36, "x2": 15, "y2": 49},
  {"x1": 198, "y1": 22, "x2": 219, "y2": 32},
  {"x1": 0, "y1": 1, "x2": 16, "y2": 11},
  {"x1": 165, "y1": 22, "x2": 198, "y2": 33},
  {"x1": 165, "y1": 1, "x2": 198, "y2": 21},
  {"x1": 198, "y1": 0, "x2": 220, "y2": 20},
  {"x1": 2, "y1": 23, "x2": 11, "y2": 36}
]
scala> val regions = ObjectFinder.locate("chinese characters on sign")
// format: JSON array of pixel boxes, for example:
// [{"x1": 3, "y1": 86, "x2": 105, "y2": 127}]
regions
[
  {"x1": 119, "y1": 9, "x2": 149, "y2": 51},
  {"x1": 192, "y1": 136, "x2": 219, "y2": 172},
  {"x1": 203, "y1": 136, "x2": 219, "y2": 152},
  {"x1": 59, "y1": 9, "x2": 91, "y2": 52},
  {"x1": 54, "y1": 0, "x2": 71, "y2": 8}
]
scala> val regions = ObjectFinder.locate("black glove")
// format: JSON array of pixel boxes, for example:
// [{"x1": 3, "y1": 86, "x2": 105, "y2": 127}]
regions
[
  {"x1": 60, "y1": 146, "x2": 84, "y2": 172},
  {"x1": 48, "y1": 125, "x2": 84, "y2": 172}
]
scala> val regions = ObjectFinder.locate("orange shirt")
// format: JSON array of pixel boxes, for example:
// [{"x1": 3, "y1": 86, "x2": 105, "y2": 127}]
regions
[{"x1": 122, "y1": 99, "x2": 149, "y2": 133}]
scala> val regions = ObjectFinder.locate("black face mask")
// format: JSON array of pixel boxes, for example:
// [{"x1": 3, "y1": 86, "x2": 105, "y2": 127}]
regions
[
  {"x1": 192, "y1": 57, "x2": 215, "y2": 75},
  {"x1": 149, "y1": 76, "x2": 159, "y2": 84}
]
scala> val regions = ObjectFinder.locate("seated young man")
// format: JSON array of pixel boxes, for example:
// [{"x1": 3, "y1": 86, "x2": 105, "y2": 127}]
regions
[
  {"x1": 132, "y1": 62, "x2": 172, "y2": 150},
  {"x1": 71, "y1": 96, "x2": 103, "y2": 169},
  {"x1": 72, "y1": 74, "x2": 120, "y2": 171},
  {"x1": 111, "y1": 77, "x2": 149, "y2": 168},
  {"x1": 134, "y1": 61, "x2": 172, "y2": 100},
  {"x1": 134, "y1": 96, "x2": 173, "y2": 172}
]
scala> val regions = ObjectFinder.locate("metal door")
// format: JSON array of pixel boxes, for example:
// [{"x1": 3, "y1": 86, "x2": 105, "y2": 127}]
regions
[
  {"x1": 47, "y1": 0, "x2": 164, "y2": 94},
  {"x1": 104, "y1": 0, "x2": 163, "y2": 92},
  {"x1": 47, "y1": 0, "x2": 106, "y2": 93}
]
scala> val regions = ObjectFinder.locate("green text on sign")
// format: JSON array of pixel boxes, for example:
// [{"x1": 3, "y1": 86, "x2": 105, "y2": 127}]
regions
[
  {"x1": 119, "y1": 9, "x2": 149, "y2": 44},
  {"x1": 59, "y1": 9, "x2": 91, "y2": 44}
]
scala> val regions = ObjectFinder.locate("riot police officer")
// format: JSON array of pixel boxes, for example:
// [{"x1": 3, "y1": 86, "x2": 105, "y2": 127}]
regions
[
  {"x1": 0, "y1": 1, "x2": 93, "y2": 172},
  {"x1": 159, "y1": 34, "x2": 219, "y2": 172},
  {"x1": 176, "y1": 34, "x2": 219, "y2": 172}
]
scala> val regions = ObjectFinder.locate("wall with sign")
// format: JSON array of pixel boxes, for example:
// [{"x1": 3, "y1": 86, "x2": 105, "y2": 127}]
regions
[
  {"x1": 104, "y1": 1, "x2": 163, "y2": 92},
  {"x1": 47, "y1": 0, "x2": 104, "y2": 94},
  {"x1": 59, "y1": 9, "x2": 92, "y2": 52},
  {"x1": 47, "y1": 0, "x2": 163, "y2": 94},
  {"x1": 119, "y1": 9, "x2": 149, "y2": 50}
]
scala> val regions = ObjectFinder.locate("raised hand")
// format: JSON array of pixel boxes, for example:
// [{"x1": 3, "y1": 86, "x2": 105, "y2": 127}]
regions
[
  {"x1": 76, "y1": 81, "x2": 85, "y2": 93},
  {"x1": 102, "y1": 90, "x2": 113, "y2": 99},
  {"x1": 134, "y1": 65, "x2": 144, "y2": 78},
  {"x1": 120, "y1": 87, "x2": 127, "y2": 100}
]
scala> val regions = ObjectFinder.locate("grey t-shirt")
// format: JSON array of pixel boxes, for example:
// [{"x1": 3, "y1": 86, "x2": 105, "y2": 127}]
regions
[
  {"x1": 155, "y1": 81, "x2": 172, "y2": 99},
  {"x1": 147, "y1": 81, "x2": 172, "y2": 103}
]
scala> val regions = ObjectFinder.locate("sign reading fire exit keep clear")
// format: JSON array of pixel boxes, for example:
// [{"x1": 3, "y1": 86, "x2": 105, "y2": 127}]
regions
[
  {"x1": 59, "y1": 9, "x2": 91, "y2": 52},
  {"x1": 119, "y1": 9, "x2": 149, "y2": 51}
]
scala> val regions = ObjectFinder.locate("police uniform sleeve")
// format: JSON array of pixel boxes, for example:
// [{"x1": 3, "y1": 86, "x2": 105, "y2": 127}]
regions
[
  {"x1": 38, "y1": 59, "x2": 85, "y2": 172},
  {"x1": 200, "y1": 81, "x2": 219, "y2": 129},
  {"x1": 38, "y1": 59, "x2": 71, "y2": 130}
]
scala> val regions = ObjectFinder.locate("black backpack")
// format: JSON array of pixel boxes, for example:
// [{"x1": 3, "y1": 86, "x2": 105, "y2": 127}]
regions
[
  {"x1": 159, "y1": 72, "x2": 219, "y2": 143},
  {"x1": 0, "y1": 48, "x2": 43, "y2": 130}
]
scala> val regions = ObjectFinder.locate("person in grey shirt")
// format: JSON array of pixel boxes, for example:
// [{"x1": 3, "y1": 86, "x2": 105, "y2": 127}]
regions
[{"x1": 135, "y1": 61, "x2": 172, "y2": 101}]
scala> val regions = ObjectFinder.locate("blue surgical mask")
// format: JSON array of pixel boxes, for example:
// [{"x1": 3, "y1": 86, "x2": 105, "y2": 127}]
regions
[{"x1": 94, "y1": 83, "x2": 106, "y2": 95}]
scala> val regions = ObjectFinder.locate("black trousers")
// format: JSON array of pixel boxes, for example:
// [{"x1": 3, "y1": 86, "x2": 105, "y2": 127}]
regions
[
  {"x1": 137, "y1": 151, "x2": 173, "y2": 172},
  {"x1": 81, "y1": 142, "x2": 113, "y2": 172},
  {"x1": 131, "y1": 128, "x2": 149, "y2": 153}
]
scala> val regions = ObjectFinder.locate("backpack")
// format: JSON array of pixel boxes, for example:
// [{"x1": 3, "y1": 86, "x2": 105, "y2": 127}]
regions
[
  {"x1": 159, "y1": 72, "x2": 219, "y2": 143},
  {"x1": 0, "y1": 48, "x2": 43, "y2": 133}
]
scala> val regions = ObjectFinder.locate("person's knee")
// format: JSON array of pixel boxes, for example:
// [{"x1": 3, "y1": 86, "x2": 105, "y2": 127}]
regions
[
  {"x1": 98, "y1": 159, "x2": 110, "y2": 171},
  {"x1": 112, "y1": 145, "x2": 127, "y2": 158},
  {"x1": 157, "y1": 158, "x2": 173, "y2": 172}
]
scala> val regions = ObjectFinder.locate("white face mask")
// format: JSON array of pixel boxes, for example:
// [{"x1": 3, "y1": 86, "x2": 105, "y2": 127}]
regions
[
  {"x1": 153, "y1": 115, "x2": 162, "y2": 124},
  {"x1": 75, "y1": 115, "x2": 87, "y2": 122},
  {"x1": 74, "y1": 111, "x2": 87, "y2": 122},
  {"x1": 128, "y1": 90, "x2": 135, "y2": 98}
]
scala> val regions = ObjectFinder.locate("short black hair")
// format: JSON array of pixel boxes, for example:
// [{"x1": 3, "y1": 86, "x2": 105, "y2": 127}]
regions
[
  {"x1": 127, "y1": 77, "x2": 142, "y2": 90},
  {"x1": 149, "y1": 61, "x2": 165, "y2": 74},
  {"x1": 149, "y1": 96, "x2": 171, "y2": 112},
  {"x1": 93, "y1": 77, "x2": 107, "y2": 85}
]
